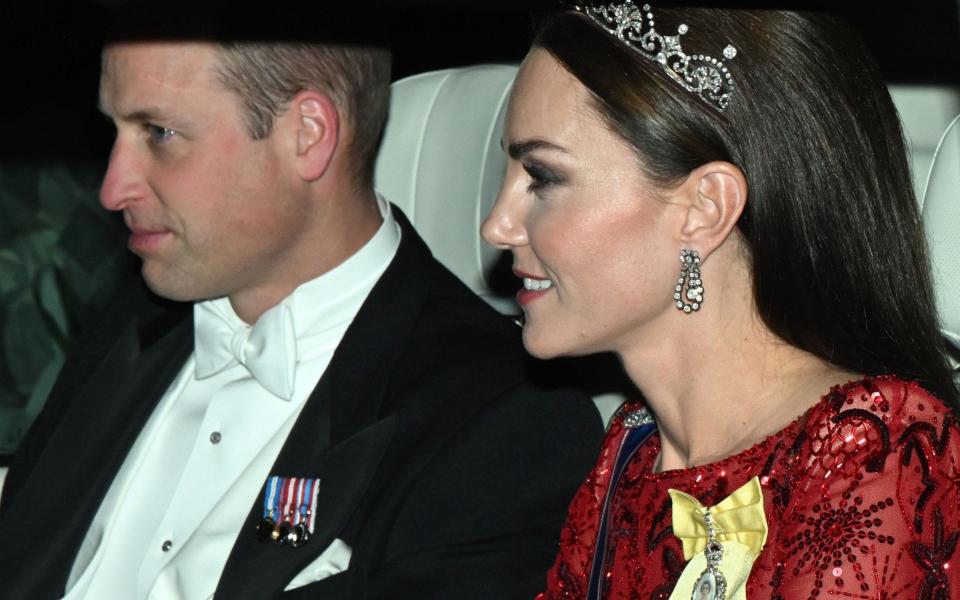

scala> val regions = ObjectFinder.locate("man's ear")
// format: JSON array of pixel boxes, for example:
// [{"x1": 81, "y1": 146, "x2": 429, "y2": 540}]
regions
[
  {"x1": 286, "y1": 90, "x2": 340, "y2": 182},
  {"x1": 675, "y1": 161, "x2": 748, "y2": 260}
]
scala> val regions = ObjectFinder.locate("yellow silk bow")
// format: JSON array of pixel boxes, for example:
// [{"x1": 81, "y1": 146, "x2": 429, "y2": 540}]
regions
[
  {"x1": 667, "y1": 477, "x2": 769, "y2": 600},
  {"x1": 668, "y1": 476, "x2": 768, "y2": 561}
]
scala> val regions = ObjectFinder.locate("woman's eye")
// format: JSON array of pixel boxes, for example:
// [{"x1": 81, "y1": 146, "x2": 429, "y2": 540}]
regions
[
  {"x1": 146, "y1": 124, "x2": 176, "y2": 144},
  {"x1": 523, "y1": 163, "x2": 562, "y2": 192}
]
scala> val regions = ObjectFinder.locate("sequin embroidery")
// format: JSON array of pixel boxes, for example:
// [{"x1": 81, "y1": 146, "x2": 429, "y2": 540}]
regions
[{"x1": 538, "y1": 377, "x2": 960, "y2": 599}]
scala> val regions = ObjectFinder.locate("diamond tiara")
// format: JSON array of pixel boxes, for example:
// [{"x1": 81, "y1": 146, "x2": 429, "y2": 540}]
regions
[{"x1": 575, "y1": 1, "x2": 737, "y2": 112}]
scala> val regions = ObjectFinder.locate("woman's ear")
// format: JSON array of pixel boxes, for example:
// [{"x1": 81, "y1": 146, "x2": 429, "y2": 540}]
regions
[
  {"x1": 285, "y1": 90, "x2": 340, "y2": 182},
  {"x1": 675, "y1": 161, "x2": 748, "y2": 260}
]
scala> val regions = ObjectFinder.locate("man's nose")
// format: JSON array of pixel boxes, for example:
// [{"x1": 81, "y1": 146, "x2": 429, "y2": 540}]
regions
[{"x1": 99, "y1": 139, "x2": 146, "y2": 212}]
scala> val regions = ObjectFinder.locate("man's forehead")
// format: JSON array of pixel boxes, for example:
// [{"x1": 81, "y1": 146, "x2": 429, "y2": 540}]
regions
[
  {"x1": 103, "y1": 40, "x2": 218, "y2": 72},
  {"x1": 99, "y1": 41, "x2": 221, "y2": 113},
  {"x1": 102, "y1": 41, "x2": 220, "y2": 86}
]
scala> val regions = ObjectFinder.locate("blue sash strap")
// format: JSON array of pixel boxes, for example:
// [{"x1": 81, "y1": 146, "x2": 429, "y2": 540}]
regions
[{"x1": 586, "y1": 417, "x2": 657, "y2": 600}]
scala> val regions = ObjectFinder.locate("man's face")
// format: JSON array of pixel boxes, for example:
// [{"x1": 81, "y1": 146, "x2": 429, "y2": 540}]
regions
[{"x1": 99, "y1": 41, "x2": 313, "y2": 311}]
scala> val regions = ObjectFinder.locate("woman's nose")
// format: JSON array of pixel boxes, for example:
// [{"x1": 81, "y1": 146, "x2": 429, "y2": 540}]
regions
[{"x1": 482, "y1": 183, "x2": 529, "y2": 250}]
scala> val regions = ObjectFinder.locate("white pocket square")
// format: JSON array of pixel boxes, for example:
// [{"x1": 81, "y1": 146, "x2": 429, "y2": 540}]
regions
[{"x1": 284, "y1": 538, "x2": 352, "y2": 591}]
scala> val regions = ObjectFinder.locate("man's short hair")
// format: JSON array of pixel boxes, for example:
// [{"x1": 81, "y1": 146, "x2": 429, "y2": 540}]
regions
[{"x1": 215, "y1": 42, "x2": 391, "y2": 187}]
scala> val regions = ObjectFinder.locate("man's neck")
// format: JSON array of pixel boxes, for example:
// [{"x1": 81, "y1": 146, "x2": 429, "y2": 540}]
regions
[{"x1": 229, "y1": 187, "x2": 384, "y2": 324}]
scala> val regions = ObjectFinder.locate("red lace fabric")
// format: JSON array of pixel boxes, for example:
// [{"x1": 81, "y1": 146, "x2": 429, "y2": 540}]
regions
[{"x1": 537, "y1": 376, "x2": 960, "y2": 599}]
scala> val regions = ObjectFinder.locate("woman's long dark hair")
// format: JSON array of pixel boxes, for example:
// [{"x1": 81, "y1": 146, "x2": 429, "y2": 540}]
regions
[{"x1": 535, "y1": 8, "x2": 960, "y2": 410}]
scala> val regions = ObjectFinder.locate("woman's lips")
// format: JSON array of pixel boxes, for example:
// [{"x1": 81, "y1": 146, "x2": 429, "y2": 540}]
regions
[
  {"x1": 514, "y1": 270, "x2": 554, "y2": 306},
  {"x1": 517, "y1": 287, "x2": 550, "y2": 306}
]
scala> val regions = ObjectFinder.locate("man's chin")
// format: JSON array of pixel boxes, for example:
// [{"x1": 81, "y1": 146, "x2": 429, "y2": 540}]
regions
[{"x1": 141, "y1": 264, "x2": 206, "y2": 303}]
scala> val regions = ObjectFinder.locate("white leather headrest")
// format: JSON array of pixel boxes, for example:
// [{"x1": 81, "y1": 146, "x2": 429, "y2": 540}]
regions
[
  {"x1": 374, "y1": 65, "x2": 519, "y2": 314},
  {"x1": 922, "y1": 114, "x2": 960, "y2": 349},
  {"x1": 889, "y1": 86, "x2": 960, "y2": 203}
]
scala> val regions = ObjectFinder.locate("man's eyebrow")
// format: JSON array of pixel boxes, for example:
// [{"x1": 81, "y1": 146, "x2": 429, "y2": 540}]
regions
[
  {"x1": 96, "y1": 100, "x2": 158, "y2": 122},
  {"x1": 97, "y1": 103, "x2": 193, "y2": 129},
  {"x1": 121, "y1": 108, "x2": 166, "y2": 123},
  {"x1": 506, "y1": 139, "x2": 569, "y2": 160}
]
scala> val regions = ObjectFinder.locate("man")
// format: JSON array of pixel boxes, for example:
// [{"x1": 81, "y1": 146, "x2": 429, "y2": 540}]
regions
[{"x1": 0, "y1": 10, "x2": 602, "y2": 599}]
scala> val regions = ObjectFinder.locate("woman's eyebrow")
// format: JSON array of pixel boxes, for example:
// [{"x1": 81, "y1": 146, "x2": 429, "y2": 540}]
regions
[{"x1": 506, "y1": 139, "x2": 570, "y2": 160}]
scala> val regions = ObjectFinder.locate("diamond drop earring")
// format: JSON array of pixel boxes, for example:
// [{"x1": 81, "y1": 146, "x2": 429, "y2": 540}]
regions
[{"x1": 674, "y1": 249, "x2": 703, "y2": 314}]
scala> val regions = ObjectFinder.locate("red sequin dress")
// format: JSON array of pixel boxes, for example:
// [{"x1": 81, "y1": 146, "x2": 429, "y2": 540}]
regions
[{"x1": 538, "y1": 376, "x2": 960, "y2": 599}]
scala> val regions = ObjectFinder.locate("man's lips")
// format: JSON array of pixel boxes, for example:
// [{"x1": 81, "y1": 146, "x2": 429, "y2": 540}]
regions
[{"x1": 128, "y1": 226, "x2": 172, "y2": 254}]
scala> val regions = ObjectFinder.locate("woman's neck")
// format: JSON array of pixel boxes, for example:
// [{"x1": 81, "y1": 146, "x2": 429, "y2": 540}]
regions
[{"x1": 619, "y1": 281, "x2": 856, "y2": 473}]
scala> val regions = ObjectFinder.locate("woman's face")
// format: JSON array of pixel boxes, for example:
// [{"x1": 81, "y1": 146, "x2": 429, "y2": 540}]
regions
[{"x1": 482, "y1": 48, "x2": 684, "y2": 359}]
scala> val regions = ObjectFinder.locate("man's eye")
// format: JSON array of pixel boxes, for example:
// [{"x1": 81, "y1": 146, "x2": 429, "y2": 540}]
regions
[{"x1": 146, "y1": 124, "x2": 176, "y2": 144}]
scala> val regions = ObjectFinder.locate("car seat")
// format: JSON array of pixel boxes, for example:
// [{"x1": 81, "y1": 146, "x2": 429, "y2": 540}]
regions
[
  {"x1": 921, "y1": 112, "x2": 960, "y2": 369},
  {"x1": 373, "y1": 65, "x2": 960, "y2": 424}
]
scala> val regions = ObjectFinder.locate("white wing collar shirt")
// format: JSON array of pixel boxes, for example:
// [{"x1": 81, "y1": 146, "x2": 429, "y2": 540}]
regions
[{"x1": 64, "y1": 196, "x2": 401, "y2": 600}]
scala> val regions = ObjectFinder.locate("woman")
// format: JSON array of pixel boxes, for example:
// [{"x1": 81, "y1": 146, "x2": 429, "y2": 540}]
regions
[{"x1": 482, "y1": 2, "x2": 960, "y2": 598}]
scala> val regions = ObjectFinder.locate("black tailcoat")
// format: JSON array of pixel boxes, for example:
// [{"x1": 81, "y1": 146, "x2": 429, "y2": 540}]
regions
[{"x1": 0, "y1": 210, "x2": 602, "y2": 599}]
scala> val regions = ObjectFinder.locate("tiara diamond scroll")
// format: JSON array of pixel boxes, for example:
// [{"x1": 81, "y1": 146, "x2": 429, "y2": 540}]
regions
[
  {"x1": 575, "y1": 1, "x2": 736, "y2": 112},
  {"x1": 675, "y1": 248, "x2": 703, "y2": 314}
]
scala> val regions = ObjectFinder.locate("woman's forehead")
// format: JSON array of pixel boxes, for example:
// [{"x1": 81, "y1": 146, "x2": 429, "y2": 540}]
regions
[{"x1": 506, "y1": 49, "x2": 597, "y2": 141}]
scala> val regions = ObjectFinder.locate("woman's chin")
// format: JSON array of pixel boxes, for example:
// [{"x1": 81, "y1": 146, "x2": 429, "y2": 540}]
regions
[
  {"x1": 522, "y1": 326, "x2": 597, "y2": 360},
  {"x1": 521, "y1": 328, "x2": 563, "y2": 359}
]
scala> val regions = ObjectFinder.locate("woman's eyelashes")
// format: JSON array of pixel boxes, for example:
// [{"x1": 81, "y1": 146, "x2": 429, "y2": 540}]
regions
[{"x1": 523, "y1": 162, "x2": 565, "y2": 193}]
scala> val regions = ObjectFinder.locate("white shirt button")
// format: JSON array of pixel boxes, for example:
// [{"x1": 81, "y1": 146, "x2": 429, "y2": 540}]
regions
[
  {"x1": 161, "y1": 540, "x2": 173, "y2": 552},
  {"x1": 210, "y1": 431, "x2": 222, "y2": 444}
]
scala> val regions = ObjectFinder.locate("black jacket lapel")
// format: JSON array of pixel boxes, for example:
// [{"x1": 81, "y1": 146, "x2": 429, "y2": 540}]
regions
[
  {"x1": 0, "y1": 295, "x2": 193, "y2": 599},
  {"x1": 216, "y1": 210, "x2": 436, "y2": 599},
  {"x1": 216, "y1": 414, "x2": 399, "y2": 600}
]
